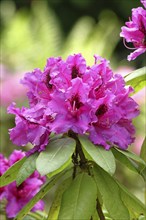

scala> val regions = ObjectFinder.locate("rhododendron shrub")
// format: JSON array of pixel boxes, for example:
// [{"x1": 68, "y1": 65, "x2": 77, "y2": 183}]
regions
[{"x1": 0, "y1": 1, "x2": 146, "y2": 220}]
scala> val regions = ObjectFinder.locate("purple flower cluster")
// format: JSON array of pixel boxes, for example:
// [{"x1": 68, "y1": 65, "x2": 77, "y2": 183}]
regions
[
  {"x1": 0, "y1": 150, "x2": 46, "y2": 218},
  {"x1": 120, "y1": 0, "x2": 146, "y2": 60},
  {"x1": 8, "y1": 54, "x2": 139, "y2": 152}
]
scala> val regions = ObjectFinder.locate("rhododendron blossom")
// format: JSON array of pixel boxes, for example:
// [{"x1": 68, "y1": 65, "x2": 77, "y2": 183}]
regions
[
  {"x1": 120, "y1": 1, "x2": 146, "y2": 60},
  {"x1": 8, "y1": 54, "x2": 139, "y2": 154},
  {"x1": 141, "y1": 0, "x2": 146, "y2": 8},
  {"x1": 0, "y1": 150, "x2": 46, "y2": 218}
]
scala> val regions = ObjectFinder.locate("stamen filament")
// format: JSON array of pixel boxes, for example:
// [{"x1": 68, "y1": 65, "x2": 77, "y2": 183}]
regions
[{"x1": 123, "y1": 38, "x2": 136, "y2": 50}]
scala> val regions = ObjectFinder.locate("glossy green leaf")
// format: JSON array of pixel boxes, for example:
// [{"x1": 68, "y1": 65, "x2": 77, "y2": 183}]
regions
[
  {"x1": 36, "y1": 138, "x2": 76, "y2": 176},
  {"x1": 111, "y1": 148, "x2": 139, "y2": 173},
  {"x1": 125, "y1": 67, "x2": 146, "y2": 93},
  {"x1": 58, "y1": 172, "x2": 97, "y2": 220},
  {"x1": 115, "y1": 148, "x2": 146, "y2": 171},
  {"x1": 117, "y1": 182, "x2": 146, "y2": 218},
  {"x1": 93, "y1": 165, "x2": 130, "y2": 220},
  {"x1": 79, "y1": 135, "x2": 116, "y2": 175},
  {"x1": 47, "y1": 178, "x2": 72, "y2": 220},
  {"x1": 0, "y1": 157, "x2": 26, "y2": 187},
  {"x1": 16, "y1": 153, "x2": 38, "y2": 186},
  {"x1": 14, "y1": 169, "x2": 71, "y2": 220}
]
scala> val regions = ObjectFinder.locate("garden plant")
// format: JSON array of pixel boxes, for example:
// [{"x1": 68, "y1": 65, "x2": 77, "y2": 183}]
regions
[{"x1": 0, "y1": 0, "x2": 146, "y2": 220}]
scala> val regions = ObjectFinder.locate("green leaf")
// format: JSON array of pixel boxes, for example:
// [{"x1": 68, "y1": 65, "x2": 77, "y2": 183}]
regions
[
  {"x1": 58, "y1": 172, "x2": 97, "y2": 220},
  {"x1": 115, "y1": 148, "x2": 146, "y2": 171},
  {"x1": 36, "y1": 138, "x2": 76, "y2": 176},
  {"x1": 140, "y1": 137, "x2": 146, "y2": 163},
  {"x1": 23, "y1": 211, "x2": 47, "y2": 220},
  {"x1": 47, "y1": 158, "x2": 71, "y2": 179},
  {"x1": 14, "y1": 169, "x2": 71, "y2": 220},
  {"x1": 125, "y1": 67, "x2": 146, "y2": 93},
  {"x1": 111, "y1": 148, "x2": 139, "y2": 173},
  {"x1": 79, "y1": 135, "x2": 116, "y2": 175},
  {"x1": 92, "y1": 211, "x2": 99, "y2": 220},
  {"x1": 16, "y1": 153, "x2": 38, "y2": 186},
  {"x1": 47, "y1": 178, "x2": 72, "y2": 220},
  {"x1": 117, "y1": 182, "x2": 146, "y2": 218},
  {"x1": 93, "y1": 165, "x2": 130, "y2": 220},
  {"x1": 0, "y1": 157, "x2": 26, "y2": 187}
]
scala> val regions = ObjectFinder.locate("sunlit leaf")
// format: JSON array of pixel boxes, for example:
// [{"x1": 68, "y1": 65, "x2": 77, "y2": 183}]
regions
[
  {"x1": 36, "y1": 138, "x2": 76, "y2": 176},
  {"x1": 16, "y1": 153, "x2": 38, "y2": 186},
  {"x1": 0, "y1": 157, "x2": 26, "y2": 187},
  {"x1": 125, "y1": 67, "x2": 146, "y2": 94},
  {"x1": 79, "y1": 135, "x2": 116, "y2": 175},
  {"x1": 58, "y1": 172, "x2": 97, "y2": 220},
  {"x1": 93, "y1": 165, "x2": 130, "y2": 220}
]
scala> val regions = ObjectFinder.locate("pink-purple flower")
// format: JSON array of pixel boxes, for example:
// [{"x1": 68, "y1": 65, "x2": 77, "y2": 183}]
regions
[
  {"x1": 0, "y1": 150, "x2": 46, "y2": 218},
  {"x1": 141, "y1": 0, "x2": 146, "y2": 8},
  {"x1": 8, "y1": 53, "x2": 139, "y2": 152},
  {"x1": 120, "y1": 1, "x2": 146, "y2": 60}
]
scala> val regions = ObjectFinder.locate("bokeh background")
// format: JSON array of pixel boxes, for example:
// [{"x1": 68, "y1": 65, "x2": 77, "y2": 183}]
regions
[{"x1": 0, "y1": 0, "x2": 146, "y2": 213}]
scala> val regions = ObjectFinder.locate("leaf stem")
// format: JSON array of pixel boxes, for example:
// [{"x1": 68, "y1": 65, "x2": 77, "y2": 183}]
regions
[
  {"x1": 96, "y1": 198, "x2": 105, "y2": 220},
  {"x1": 72, "y1": 146, "x2": 79, "y2": 179},
  {"x1": 68, "y1": 131, "x2": 87, "y2": 169}
]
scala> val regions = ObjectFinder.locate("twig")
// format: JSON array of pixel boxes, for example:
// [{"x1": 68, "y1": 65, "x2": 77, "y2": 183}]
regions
[{"x1": 96, "y1": 198, "x2": 105, "y2": 220}]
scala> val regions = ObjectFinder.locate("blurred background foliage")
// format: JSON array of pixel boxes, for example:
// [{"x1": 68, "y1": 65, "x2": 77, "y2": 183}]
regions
[{"x1": 0, "y1": 0, "x2": 145, "y2": 210}]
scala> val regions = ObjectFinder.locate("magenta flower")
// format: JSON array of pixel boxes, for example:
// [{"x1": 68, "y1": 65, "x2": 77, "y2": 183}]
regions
[
  {"x1": 48, "y1": 78, "x2": 91, "y2": 134},
  {"x1": 8, "y1": 54, "x2": 139, "y2": 152},
  {"x1": 120, "y1": 2, "x2": 146, "y2": 60},
  {"x1": 141, "y1": 0, "x2": 146, "y2": 8},
  {"x1": 8, "y1": 103, "x2": 50, "y2": 156},
  {"x1": 87, "y1": 57, "x2": 139, "y2": 149},
  {"x1": 0, "y1": 150, "x2": 46, "y2": 218}
]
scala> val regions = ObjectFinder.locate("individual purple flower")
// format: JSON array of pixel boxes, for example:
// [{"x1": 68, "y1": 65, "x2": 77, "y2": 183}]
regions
[
  {"x1": 21, "y1": 68, "x2": 51, "y2": 107},
  {"x1": 47, "y1": 78, "x2": 91, "y2": 134},
  {"x1": 120, "y1": 3, "x2": 146, "y2": 60},
  {"x1": 0, "y1": 150, "x2": 46, "y2": 218},
  {"x1": 8, "y1": 103, "x2": 50, "y2": 156}
]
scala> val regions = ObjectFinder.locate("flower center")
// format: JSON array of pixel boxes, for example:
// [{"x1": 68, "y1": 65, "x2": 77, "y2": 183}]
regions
[
  {"x1": 70, "y1": 95, "x2": 83, "y2": 111},
  {"x1": 71, "y1": 66, "x2": 81, "y2": 79},
  {"x1": 95, "y1": 104, "x2": 108, "y2": 116},
  {"x1": 45, "y1": 71, "x2": 53, "y2": 89}
]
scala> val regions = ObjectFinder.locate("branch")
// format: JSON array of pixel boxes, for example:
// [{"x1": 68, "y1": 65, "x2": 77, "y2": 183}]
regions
[{"x1": 96, "y1": 198, "x2": 105, "y2": 220}]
